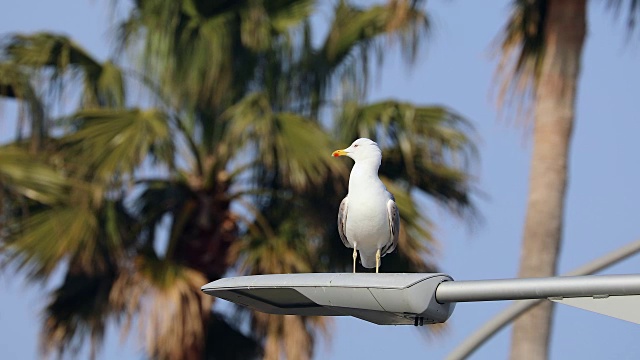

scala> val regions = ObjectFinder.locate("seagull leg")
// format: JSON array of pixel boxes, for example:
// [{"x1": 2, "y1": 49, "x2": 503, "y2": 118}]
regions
[
  {"x1": 352, "y1": 242, "x2": 357, "y2": 274},
  {"x1": 376, "y1": 248, "x2": 381, "y2": 273}
]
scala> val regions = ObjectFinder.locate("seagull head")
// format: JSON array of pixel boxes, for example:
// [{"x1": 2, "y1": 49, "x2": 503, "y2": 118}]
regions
[{"x1": 332, "y1": 138, "x2": 382, "y2": 163}]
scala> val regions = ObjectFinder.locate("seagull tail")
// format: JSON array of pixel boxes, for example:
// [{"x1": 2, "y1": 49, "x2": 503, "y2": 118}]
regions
[{"x1": 359, "y1": 252, "x2": 377, "y2": 269}]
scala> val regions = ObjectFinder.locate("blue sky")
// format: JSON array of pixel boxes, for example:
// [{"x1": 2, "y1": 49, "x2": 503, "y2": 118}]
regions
[{"x1": 1, "y1": 1, "x2": 639, "y2": 359}]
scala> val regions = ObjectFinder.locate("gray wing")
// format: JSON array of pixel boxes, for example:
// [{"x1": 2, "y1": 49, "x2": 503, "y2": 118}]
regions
[
  {"x1": 337, "y1": 196, "x2": 351, "y2": 248},
  {"x1": 381, "y1": 193, "x2": 399, "y2": 256}
]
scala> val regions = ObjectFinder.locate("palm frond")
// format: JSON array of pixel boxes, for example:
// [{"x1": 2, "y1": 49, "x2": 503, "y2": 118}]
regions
[
  {"x1": 119, "y1": 0, "x2": 313, "y2": 111},
  {"x1": 308, "y1": 0, "x2": 430, "y2": 109},
  {"x1": 4, "y1": 206, "x2": 97, "y2": 277},
  {"x1": 0, "y1": 62, "x2": 26, "y2": 99},
  {"x1": 0, "y1": 63, "x2": 45, "y2": 149},
  {"x1": 41, "y1": 266, "x2": 118, "y2": 359},
  {"x1": 266, "y1": 0, "x2": 316, "y2": 33},
  {"x1": 494, "y1": 0, "x2": 546, "y2": 115},
  {"x1": 222, "y1": 92, "x2": 344, "y2": 191},
  {"x1": 133, "y1": 179, "x2": 192, "y2": 227},
  {"x1": 0, "y1": 145, "x2": 69, "y2": 205},
  {"x1": 233, "y1": 216, "x2": 315, "y2": 275},
  {"x1": 4, "y1": 33, "x2": 125, "y2": 108},
  {"x1": 111, "y1": 255, "x2": 212, "y2": 360},
  {"x1": 321, "y1": 0, "x2": 429, "y2": 67},
  {"x1": 605, "y1": 0, "x2": 640, "y2": 31},
  {"x1": 62, "y1": 108, "x2": 175, "y2": 182},
  {"x1": 4, "y1": 197, "x2": 133, "y2": 280}
]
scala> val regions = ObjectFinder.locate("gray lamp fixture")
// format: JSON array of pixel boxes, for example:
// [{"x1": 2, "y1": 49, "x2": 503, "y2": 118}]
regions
[{"x1": 201, "y1": 273, "x2": 640, "y2": 326}]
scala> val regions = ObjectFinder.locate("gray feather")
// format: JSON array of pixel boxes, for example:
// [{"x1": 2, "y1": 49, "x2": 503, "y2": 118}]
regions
[
  {"x1": 337, "y1": 196, "x2": 350, "y2": 248},
  {"x1": 381, "y1": 193, "x2": 399, "y2": 256}
]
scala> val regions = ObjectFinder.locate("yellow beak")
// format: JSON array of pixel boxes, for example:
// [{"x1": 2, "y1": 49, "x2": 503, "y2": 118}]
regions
[{"x1": 332, "y1": 149, "x2": 348, "y2": 157}]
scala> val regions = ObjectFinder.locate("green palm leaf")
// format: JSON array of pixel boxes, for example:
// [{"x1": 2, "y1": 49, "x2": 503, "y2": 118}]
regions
[
  {"x1": 5, "y1": 33, "x2": 125, "y2": 108},
  {"x1": 62, "y1": 108, "x2": 175, "y2": 181},
  {"x1": 6, "y1": 205, "x2": 97, "y2": 277},
  {"x1": 0, "y1": 145, "x2": 69, "y2": 205},
  {"x1": 0, "y1": 62, "x2": 39, "y2": 101},
  {"x1": 0, "y1": 63, "x2": 45, "y2": 149},
  {"x1": 321, "y1": 1, "x2": 429, "y2": 67},
  {"x1": 222, "y1": 92, "x2": 345, "y2": 190},
  {"x1": 120, "y1": 0, "x2": 313, "y2": 110},
  {"x1": 5, "y1": 196, "x2": 134, "y2": 280},
  {"x1": 267, "y1": 0, "x2": 316, "y2": 32},
  {"x1": 298, "y1": 0, "x2": 430, "y2": 113}
]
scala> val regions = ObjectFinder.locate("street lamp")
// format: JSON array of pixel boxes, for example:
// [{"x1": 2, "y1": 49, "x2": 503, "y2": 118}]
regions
[
  {"x1": 201, "y1": 273, "x2": 454, "y2": 326},
  {"x1": 201, "y1": 273, "x2": 640, "y2": 326}
]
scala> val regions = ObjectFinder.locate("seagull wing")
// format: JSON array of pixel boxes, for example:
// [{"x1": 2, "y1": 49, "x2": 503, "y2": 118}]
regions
[
  {"x1": 381, "y1": 193, "x2": 399, "y2": 256},
  {"x1": 337, "y1": 196, "x2": 351, "y2": 248}
]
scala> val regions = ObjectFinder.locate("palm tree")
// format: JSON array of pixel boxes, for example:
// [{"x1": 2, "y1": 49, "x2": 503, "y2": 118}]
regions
[
  {"x1": 1, "y1": 1, "x2": 478, "y2": 359},
  {"x1": 496, "y1": 1, "x2": 639, "y2": 358}
]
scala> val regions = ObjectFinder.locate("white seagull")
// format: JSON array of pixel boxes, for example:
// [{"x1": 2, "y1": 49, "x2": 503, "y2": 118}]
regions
[{"x1": 332, "y1": 138, "x2": 400, "y2": 273}]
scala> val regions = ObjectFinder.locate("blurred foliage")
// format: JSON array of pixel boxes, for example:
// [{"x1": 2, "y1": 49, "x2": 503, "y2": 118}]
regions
[
  {"x1": 494, "y1": 0, "x2": 640, "y2": 116},
  {"x1": 0, "y1": 0, "x2": 478, "y2": 359}
]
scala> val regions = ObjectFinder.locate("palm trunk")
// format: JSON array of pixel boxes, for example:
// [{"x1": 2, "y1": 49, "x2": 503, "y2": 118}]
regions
[{"x1": 509, "y1": 1, "x2": 586, "y2": 359}]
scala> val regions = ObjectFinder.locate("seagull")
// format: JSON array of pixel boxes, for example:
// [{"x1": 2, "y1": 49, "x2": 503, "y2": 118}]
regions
[{"x1": 332, "y1": 138, "x2": 400, "y2": 273}]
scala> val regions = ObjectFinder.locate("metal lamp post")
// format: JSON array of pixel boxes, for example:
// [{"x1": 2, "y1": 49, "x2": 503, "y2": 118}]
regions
[{"x1": 201, "y1": 273, "x2": 640, "y2": 326}]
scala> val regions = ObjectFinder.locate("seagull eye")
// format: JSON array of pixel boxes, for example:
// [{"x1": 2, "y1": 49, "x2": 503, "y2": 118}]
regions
[{"x1": 354, "y1": 144, "x2": 359, "y2": 148}]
